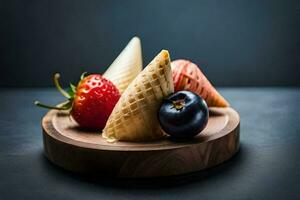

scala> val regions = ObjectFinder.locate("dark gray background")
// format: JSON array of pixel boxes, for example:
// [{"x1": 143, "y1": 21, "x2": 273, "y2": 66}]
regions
[{"x1": 1, "y1": 0, "x2": 300, "y2": 87}]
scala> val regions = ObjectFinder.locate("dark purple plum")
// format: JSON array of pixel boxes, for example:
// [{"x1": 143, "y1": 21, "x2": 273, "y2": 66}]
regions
[{"x1": 158, "y1": 90, "x2": 209, "y2": 139}]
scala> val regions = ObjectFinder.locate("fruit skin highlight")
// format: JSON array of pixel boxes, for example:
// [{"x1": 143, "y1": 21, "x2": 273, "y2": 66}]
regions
[
  {"x1": 35, "y1": 73, "x2": 120, "y2": 130},
  {"x1": 158, "y1": 90, "x2": 209, "y2": 139},
  {"x1": 171, "y1": 59, "x2": 229, "y2": 107},
  {"x1": 71, "y1": 74, "x2": 120, "y2": 129}
]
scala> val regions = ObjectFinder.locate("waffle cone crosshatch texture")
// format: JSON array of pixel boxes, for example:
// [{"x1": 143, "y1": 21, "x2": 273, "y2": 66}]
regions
[
  {"x1": 35, "y1": 37, "x2": 240, "y2": 178},
  {"x1": 103, "y1": 50, "x2": 174, "y2": 142},
  {"x1": 172, "y1": 60, "x2": 229, "y2": 107}
]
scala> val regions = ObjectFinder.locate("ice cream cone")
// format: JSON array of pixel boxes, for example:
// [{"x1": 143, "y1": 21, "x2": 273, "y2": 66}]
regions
[
  {"x1": 172, "y1": 59, "x2": 229, "y2": 107},
  {"x1": 103, "y1": 37, "x2": 143, "y2": 94},
  {"x1": 103, "y1": 50, "x2": 174, "y2": 142}
]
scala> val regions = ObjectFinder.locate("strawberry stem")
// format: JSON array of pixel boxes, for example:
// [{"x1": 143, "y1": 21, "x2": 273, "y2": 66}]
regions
[
  {"x1": 34, "y1": 101, "x2": 71, "y2": 110},
  {"x1": 35, "y1": 72, "x2": 81, "y2": 111},
  {"x1": 54, "y1": 73, "x2": 71, "y2": 99}
]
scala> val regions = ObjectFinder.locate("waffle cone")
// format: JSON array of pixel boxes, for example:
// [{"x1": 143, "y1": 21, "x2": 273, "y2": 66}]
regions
[
  {"x1": 103, "y1": 37, "x2": 142, "y2": 94},
  {"x1": 103, "y1": 50, "x2": 174, "y2": 142},
  {"x1": 172, "y1": 59, "x2": 229, "y2": 107}
]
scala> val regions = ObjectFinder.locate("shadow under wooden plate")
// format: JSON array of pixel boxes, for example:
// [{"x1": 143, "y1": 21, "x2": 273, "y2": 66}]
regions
[{"x1": 42, "y1": 107, "x2": 240, "y2": 178}]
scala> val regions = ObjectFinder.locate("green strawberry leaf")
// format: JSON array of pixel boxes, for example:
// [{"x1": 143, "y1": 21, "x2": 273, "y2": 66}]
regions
[
  {"x1": 67, "y1": 83, "x2": 77, "y2": 99},
  {"x1": 67, "y1": 90, "x2": 74, "y2": 99},
  {"x1": 70, "y1": 83, "x2": 77, "y2": 92},
  {"x1": 80, "y1": 72, "x2": 88, "y2": 80},
  {"x1": 58, "y1": 101, "x2": 73, "y2": 110}
]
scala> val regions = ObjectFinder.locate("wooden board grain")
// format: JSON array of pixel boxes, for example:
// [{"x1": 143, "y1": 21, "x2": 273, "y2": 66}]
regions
[{"x1": 42, "y1": 107, "x2": 240, "y2": 178}]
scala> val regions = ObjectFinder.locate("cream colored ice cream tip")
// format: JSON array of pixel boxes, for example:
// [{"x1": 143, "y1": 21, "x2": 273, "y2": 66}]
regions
[{"x1": 103, "y1": 36, "x2": 143, "y2": 94}]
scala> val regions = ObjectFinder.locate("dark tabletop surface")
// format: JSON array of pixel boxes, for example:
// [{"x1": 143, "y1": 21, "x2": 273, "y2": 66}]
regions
[{"x1": 0, "y1": 87, "x2": 299, "y2": 200}]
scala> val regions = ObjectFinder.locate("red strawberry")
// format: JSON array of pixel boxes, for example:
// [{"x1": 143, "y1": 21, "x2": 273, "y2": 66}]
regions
[{"x1": 35, "y1": 73, "x2": 120, "y2": 130}]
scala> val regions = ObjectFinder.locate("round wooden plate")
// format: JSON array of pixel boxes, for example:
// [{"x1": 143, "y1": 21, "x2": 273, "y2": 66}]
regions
[{"x1": 42, "y1": 107, "x2": 240, "y2": 178}]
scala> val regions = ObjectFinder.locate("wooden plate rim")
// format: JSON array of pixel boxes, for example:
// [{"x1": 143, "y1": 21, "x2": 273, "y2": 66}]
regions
[{"x1": 42, "y1": 107, "x2": 240, "y2": 152}]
